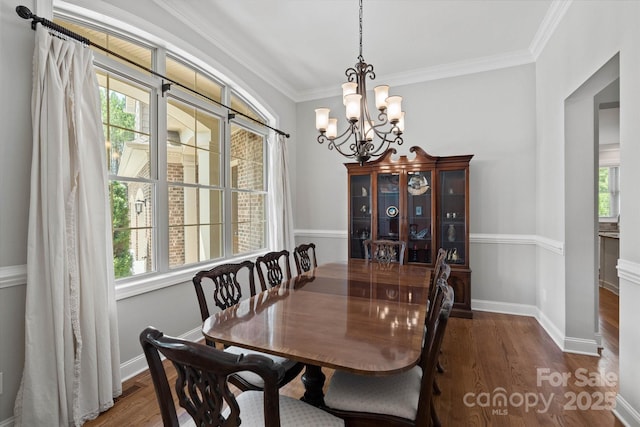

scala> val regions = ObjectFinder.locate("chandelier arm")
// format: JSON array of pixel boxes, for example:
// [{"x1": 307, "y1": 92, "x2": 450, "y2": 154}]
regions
[
  {"x1": 345, "y1": 66, "x2": 358, "y2": 81},
  {"x1": 331, "y1": 133, "x2": 365, "y2": 160},
  {"x1": 369, "y1": 121, "x2": 399, "y2": 139},
  {"x1": 367, "y1": 134, "x2": 404, "y2": 157},
  {"x1": 317, "y1": 122, "x2": 358, "y2": 148}
]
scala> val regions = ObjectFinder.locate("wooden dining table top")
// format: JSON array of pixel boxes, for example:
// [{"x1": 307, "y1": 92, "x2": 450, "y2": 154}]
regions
[{"x1": 202, "y1": 259, "x2": 431, "y2": 376}]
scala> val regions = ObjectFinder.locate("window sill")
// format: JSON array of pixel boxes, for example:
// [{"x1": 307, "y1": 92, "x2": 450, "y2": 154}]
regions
[{"x1": 115, "y1": 253, "x2": 265, "y2": 301}]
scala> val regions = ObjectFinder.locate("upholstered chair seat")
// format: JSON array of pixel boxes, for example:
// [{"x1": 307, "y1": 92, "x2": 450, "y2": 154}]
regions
[{"x1": 325, "y1": 366, "x2": 422, "y2": 420}]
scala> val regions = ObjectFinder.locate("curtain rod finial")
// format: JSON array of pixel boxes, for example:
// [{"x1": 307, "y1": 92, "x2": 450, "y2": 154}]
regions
[{"x1": 16, "y1": 5, "x2": 34, "y2": 20}]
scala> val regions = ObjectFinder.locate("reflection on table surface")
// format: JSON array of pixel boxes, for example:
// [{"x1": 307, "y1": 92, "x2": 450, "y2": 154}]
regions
[{"x1": 202, "y1": 260, "x2": 431, "y2": 375}]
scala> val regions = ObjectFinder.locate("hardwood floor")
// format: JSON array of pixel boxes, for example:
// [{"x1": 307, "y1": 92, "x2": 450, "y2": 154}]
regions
[{"x1": 85, "y1": 287, "x2": 621, "y2": 426}]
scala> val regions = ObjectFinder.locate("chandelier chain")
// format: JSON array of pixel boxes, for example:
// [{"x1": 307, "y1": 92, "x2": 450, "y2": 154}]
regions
[
  {"x1": 359, "y1": 0, "x2": 363, "y2": 60},
  {"x1": 314, "y1": 0, "x2": 404, "y2": 165}
]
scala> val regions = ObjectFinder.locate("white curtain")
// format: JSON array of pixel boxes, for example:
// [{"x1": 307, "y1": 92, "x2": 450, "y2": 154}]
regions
[
  {"x1": 14, "y1": 27, "x2": 121, "y2": 426},
  {"x1": 267, "y1": 133, "x2": 295, "y2": 251}
]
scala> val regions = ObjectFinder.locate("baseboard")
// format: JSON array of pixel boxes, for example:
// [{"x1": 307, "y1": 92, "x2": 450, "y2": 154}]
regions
[
  {"x1": 120, "y1": 325, "x2": 203, "y2": 382},
  {"x1": 614, "y1": 394, "x2": 640, "y2": 427},
  {"x1": 563, "y1": 336, "x2": 599, "y2": 356},
  {"x1": 600, "y1": 281, "x2": 620, "y2": 295},
  {"x1": 471, "y1": 299, "x2": 538, "y2": 317},
  {"x1": 534, "y1": 308, "x2": 566, "y2": 352},
  {"x1": 472, "y1": 298, "x2": 568, "y2": 353},
  {"x1": 471, "y1": 295, "x2": 604, "y2": 357}
]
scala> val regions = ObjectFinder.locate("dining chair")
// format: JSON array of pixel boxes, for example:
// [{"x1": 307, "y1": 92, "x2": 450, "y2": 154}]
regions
[
  {"x1": 293, "y1": 242, "x2": 318, "y2": 275},
  {"x1": 324, "y1": 280, "x2": 454, "y2": 427},
  {"x1": 364, "y1": 239, "x2": 407, "y2": 264},
  {"x1": 140, "y1": 327, "x2": 344, "y2": 427},
  {"x1": 192, "y1": 261, "x2": 303, "y2": 391},
  {"x1": 256, "y1": 249, "x2": 292, "y2": 290},
  {"x1": 430, "y1": 248, "x2": 448, "y2": 293},
  {"x1": 426, "y1": 250, "x2": 449, "y2": 394}
]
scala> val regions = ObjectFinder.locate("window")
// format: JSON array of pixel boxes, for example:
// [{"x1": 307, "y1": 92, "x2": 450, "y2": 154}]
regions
[
  {"x1": 598, "y1": 166, "x2": 620, "y2": 218},
  {"x1": 54, "y1": 16, "x2": 270, "y2": 283},
  {"x1": 166, "y1": 98, "x2": 224, "y2": 266},
  {"x1": 99, "y1": 71, "x2": 154, "y2": 278}
]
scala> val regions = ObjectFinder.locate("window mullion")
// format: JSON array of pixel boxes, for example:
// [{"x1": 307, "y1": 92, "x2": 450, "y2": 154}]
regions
[{"x1": 155, "y1": 49, "x2": 170, "y2": 273}]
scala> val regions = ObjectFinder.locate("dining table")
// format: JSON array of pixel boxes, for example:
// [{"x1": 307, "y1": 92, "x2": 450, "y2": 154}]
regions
[{"x1": 202, "y1": 259, "x2": 431, "y2": 406}]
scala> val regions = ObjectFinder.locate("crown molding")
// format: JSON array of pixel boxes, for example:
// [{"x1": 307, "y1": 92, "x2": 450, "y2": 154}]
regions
[
  {"x1": 151, "y1": 0, "x2": 299, "y2": 102},
  {"x1": 297, "y1": 49, "x2": 535, "y2": 102},
  {"x1": 60, "y1": 0, "x2": 571, "y2": 104},
  {"x1": 529, "y1": 0, "x2": 573, "y2": 60}
]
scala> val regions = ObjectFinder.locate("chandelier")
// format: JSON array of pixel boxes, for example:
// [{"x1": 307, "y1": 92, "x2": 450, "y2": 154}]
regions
[{"x1": 315, "y1": 0, "x2": 404, "y2": 166}]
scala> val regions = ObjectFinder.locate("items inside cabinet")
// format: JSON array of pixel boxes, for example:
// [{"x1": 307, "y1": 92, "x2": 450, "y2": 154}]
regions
[
  {"x1": 350, "y1": 174, "x2": 371, "y2": 259},
  {"x1": 440, "y1": 169, "x2": 466, "y2": 264},
  {"x1": 377, "y1": 173, "x2": 400, "y2": 240},
  {"x1": 407, "y1": 170, "x2": 433, "y2": 264}
]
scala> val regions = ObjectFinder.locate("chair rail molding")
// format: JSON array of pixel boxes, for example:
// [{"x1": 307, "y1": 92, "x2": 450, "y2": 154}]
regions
[
  {"x1": 471, "y1": 233, "x2": 564, "y2": 255},
  {"x1": 617, "y1": 258, "x2": 640, "y2": 287},
  {"x1": 0, "y1": 264, "x2": 27, "y2": 289},
  {"x1": 294, "y1": 230, "x2": 565, "y2": 255},
  {"x1": 294, "y1": 229, "x2": 347, "y2": 239}
]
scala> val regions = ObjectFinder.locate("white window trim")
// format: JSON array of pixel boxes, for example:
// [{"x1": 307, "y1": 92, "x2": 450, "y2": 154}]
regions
[{"x1": 55, "y1": 4, "x2": 281, "y2": 300}]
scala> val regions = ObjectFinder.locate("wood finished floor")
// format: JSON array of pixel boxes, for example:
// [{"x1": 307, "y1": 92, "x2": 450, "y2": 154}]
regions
[{"x1": 85, "y1": 287, "x2": 621, "y2": 426}]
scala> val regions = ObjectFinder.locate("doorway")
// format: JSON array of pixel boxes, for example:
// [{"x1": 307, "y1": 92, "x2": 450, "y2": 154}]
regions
[{"x1": 563, "y1": 54, "x2": 619, "y2": 355}]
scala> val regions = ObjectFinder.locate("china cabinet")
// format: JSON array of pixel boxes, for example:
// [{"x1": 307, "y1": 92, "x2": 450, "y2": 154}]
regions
[{"x1": 346, "y1": 146, "x2": 473, "y2": 318}]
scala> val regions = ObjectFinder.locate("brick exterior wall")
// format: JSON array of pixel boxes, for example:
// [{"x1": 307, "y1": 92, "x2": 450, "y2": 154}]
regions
[
  {"x1": 168, "y1": 163, "x2": 185, "y2": 266},
  {"x1": 231, "y1": 130, "x2": 265, "y2": 253}
]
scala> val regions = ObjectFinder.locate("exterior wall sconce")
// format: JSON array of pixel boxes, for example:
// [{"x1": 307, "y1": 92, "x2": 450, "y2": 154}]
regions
[{"x1": 134, "y1": 199, "x2": 146, "y2": 215}]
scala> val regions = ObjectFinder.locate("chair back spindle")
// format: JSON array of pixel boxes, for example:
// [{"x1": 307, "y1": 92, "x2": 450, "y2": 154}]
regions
[{"x1": 256, "y1": 250, "x2": 292, "y2": 290}]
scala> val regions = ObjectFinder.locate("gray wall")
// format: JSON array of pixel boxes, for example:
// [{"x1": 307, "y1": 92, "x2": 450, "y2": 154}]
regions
[
  {"x1": 295, "y1": 64, "x2": 538, "y2": 307},
  {"x1": 2, "y1": 0, "x2": 640, "y2": 425},
  {"x1": 0, "y1": 0, "x2": 37, "y2": 420}
]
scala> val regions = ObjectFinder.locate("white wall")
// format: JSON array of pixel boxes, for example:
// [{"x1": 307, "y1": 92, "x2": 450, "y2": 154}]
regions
[{"x1": 535, "y1": 1, "x2": 640, "y2": 423}]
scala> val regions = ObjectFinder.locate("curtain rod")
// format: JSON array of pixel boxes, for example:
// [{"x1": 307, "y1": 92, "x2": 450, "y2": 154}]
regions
[{"x1": 15, "y1": 5, "x2": 291, "y2": 138}]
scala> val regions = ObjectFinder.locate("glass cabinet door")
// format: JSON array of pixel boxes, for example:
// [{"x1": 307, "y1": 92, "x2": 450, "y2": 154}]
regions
[
  {"x1": 376, "y1": 173, "x2": 400, "y2": 240},
  {"x1": 439, "y1": 169, "x2": 467, "y2": 264},
  {"x1": 406, "y1": 170, "x2": 433, "y2": 264},
  {"x1": 350, "y1": 174, "x2": 371, "y2": 259}
]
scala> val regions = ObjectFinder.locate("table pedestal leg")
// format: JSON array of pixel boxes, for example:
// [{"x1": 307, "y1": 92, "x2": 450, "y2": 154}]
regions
[{"x1": 301, "y1": 364, "x2": 325, "y2": 407}]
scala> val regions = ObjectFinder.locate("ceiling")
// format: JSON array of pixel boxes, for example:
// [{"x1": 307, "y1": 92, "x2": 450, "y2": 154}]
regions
[{"x1": 106, "y1": 0, "x2": 563, "y2": 102}]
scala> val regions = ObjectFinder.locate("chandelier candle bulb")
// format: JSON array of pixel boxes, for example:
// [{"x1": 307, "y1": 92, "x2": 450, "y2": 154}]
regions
[
  {"x1": 327, "y1": 118, "x2": 338, "y2": 139},
  {"x1": 315, "y1": 108, "x2": 330, "y2": 131},
  {"x1": 386, "y1": 96, "x2": 403, "y2": 123},
  {"x1": 364, "y1": 120, "x2": 374, "y2": 141},
  {"x1": 342, "y1": 82, "x2": 358, "y2": 105},
  {"x1": 374, "y1": 85, "x2": 389, "y2": 110},
  {"x1": 345, "y1": 93, "x2": 362, "y2": 122}
]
